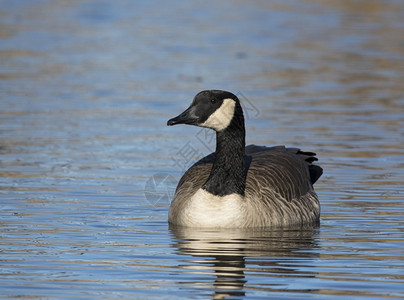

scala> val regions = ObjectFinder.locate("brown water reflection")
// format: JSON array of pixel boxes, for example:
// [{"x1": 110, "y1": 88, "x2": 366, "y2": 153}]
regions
[{"x1": 170, "y1": 226, "x2": 319, "y2": 298}]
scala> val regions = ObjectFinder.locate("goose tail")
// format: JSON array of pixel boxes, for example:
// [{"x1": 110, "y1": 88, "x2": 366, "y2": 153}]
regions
[{"x1": 295, "y1": 149, "x2": 323, "y2": 184}]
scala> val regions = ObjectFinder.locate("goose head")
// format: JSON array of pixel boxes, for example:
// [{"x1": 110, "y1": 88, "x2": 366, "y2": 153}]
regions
[{"x1": 167, "y1": 90, "x2": 242, "y2": 132}]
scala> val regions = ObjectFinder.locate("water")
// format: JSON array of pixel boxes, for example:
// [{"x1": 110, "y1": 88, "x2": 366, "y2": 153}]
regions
[{"x1": 1, "y1": 0, "x2": 403, "y2": 299}]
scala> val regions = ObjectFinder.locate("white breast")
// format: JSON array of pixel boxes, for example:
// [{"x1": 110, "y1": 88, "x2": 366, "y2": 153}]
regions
[{"x1": 179, "y1": 188, "x2": 245, "y2": 228}]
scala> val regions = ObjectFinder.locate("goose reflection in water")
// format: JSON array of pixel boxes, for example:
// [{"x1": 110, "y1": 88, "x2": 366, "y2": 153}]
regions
[{"x1": 169, "y1": 225, "x2": 319, "y2": 299}]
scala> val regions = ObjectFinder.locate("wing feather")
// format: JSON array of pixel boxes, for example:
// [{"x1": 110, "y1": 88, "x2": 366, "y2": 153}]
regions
[{"x1": 172, "y1": 144, "x2": 321, "y2": 227}]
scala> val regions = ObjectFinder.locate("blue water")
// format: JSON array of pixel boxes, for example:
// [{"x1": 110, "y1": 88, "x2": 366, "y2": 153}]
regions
[{"x1": 1, "y1": 0, "x2": 403, "y2": 299}]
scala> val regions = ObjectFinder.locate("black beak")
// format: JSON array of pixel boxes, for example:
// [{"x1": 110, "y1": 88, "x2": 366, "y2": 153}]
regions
[{"x1": 167, "y1": 106, "x2": 198, "y2": 126}]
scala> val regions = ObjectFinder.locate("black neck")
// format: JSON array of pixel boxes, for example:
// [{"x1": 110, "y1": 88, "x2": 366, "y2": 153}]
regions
[{"x1": 202, "y1": 103, "x2": 246, "y2": 196}]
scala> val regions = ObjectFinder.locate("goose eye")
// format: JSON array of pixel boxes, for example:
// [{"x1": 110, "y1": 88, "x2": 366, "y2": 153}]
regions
[{"x1": 210, "y1": 98, "x2": 216, "y2": 104}]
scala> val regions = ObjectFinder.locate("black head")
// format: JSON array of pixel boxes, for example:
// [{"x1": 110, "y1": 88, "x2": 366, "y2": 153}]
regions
[{"x1": 167, "y1": 90, "x2": 240, "y2": 131}]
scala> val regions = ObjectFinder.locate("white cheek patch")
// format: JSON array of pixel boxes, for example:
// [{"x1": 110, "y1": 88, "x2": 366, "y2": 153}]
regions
[{"x1": 200, "y1": 98, "x2": 235, "y2": 131}]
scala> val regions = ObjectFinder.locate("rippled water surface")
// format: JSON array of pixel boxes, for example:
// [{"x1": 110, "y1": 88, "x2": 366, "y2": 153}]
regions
[{"x1": 1, "y1": 0, "x2": 403, "y2": 299}]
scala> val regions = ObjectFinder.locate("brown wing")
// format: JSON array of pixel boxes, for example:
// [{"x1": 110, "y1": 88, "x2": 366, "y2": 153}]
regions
[
  {"x1": 175, "y1": 144, "x2": 321, "y2": 202},
  {"x1": 246, "y1": 146, "x2": 311, "y2": 201},
  {"x1": 171, "y1": 144, "x2": 321, "y2": 227}
]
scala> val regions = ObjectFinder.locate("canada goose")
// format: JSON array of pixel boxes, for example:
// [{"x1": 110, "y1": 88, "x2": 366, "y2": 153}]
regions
[{"x1": 167, "y1": 90, "x2": 322, "y2": 228}]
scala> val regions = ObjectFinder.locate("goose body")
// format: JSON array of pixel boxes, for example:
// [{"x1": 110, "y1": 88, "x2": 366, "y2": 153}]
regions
[{"x1": 167, "y1": 90, "x2": 322, "y2": 228}]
